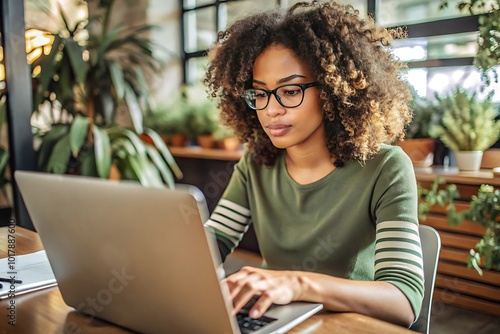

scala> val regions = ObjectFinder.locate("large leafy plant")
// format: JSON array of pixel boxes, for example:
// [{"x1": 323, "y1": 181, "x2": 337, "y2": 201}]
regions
[{"x1": 31, "y1": 0, "x2": 181, "y2": 188}]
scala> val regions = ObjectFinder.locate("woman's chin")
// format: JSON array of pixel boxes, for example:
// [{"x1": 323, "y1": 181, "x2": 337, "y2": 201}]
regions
[{"x1": 269, "y1": 138, "x2": 291, "y2": 149}]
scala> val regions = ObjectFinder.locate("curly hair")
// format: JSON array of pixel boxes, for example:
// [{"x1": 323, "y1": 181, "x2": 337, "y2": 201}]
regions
[{"x1": 205, "y1": 1, "x2": 412, "y2": 167}]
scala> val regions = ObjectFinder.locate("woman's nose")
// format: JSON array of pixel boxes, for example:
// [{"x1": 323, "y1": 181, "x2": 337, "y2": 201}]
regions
[{"x1": 265, "y1": 93, "x2": 286, "y2": 117}]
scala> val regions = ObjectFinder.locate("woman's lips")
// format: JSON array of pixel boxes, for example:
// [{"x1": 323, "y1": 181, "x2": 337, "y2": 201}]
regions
[{"x1": 267, "y1": 124, "x2": 291, "y2": 137}]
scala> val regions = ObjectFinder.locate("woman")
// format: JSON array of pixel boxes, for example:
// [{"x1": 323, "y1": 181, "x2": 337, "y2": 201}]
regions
[{"x1": 204, "y1": 1, "x2": 423, "y2": 327}]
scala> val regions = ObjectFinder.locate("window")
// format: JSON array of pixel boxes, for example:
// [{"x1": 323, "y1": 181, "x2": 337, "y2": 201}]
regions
[
  {"x1": 378, "y1": 0, "x2": 468, "y2": 26},
  {"x1": 183, "y1": 6, "x2": 216, "y2": 53},
  {"x1": 181, "y1": 0, "x2": 284, "y2": 85},
  {"x1": 181, "y1": 0, "x2": 494, "y2": 101},
  {"x1": 180, "y1": 0, "x2": 368, "y2": 85}
]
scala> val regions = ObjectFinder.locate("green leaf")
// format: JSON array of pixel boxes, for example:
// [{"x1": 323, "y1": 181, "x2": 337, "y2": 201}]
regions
[
  {"x1": 107, "y1": 128, "x2": 169, "y2": 187},
  {"x1": 145, "y1": 145, "x2": 174, "y2": 189},
  {"x1": 140, "y1": 159, "x2": 165, "y2": 188},
  {"x1": 64, "y1": 38, "x2": 89, "y2": 84},
  {"x1": 120, "y1": 151, "x2": 163, "y2": 188},
  {"x1": 79, "y1": 148, "x2": 98, "y2": 177},
  {"x1": 46, "y1": 134, "x2": 72, "y2": 174},
  {"x1": 98, "y1": 92, "x2": 115, "y2": 125},
  {"x1": 114, "y1": 155, "x2": 139, "y2": 181},
  {"x1": 144, "y1": 128, "x2": 183, "y2": 179},
  {"x1": 69, "y1": 115, "x2": 90, "y2": 157},
  {"x1": 133, "y1": 65, "x2": 152, "y2": 108},
  {"x1": 123, "y1": 84, "x2": 144, "y2": 134},
  {"x1": 109, "y1": 62, "x2": 125, "y2": 100},
  {"x1": 111, "y1": 138, "x2": 138, "y2": 157},
  {"x1": 37, "y1": 124, "x2": 70, "y2": 171},
  {"x1": 108, "y1": 128, "x2": 147, "y2": 158},
  {"x1": 94, "y1": 23, "x2": 122, "y2": 56},
  {"x1": 125, "y1": 155, "x2": 150, "y2": 186},
  {"x1": 92, "y1": 126, "x2": 112, "y2": 179}
]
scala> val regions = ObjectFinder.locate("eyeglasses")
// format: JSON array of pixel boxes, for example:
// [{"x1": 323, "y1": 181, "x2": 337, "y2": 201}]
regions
[{"x1": 242, "y1": 82, "x2": 319, "y2": 110}]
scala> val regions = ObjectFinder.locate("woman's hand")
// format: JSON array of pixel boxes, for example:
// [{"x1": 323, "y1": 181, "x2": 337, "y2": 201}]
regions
[
  {"x1": 224, "y1": 266, "x2": 302, "y2": 318},
  {"x1": 224, "y1": 266, "x2": 416, "y2": 327}
]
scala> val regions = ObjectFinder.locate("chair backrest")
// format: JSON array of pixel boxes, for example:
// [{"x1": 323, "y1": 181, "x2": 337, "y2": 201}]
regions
[{"x1": 410, "y1": 225, "x2": 441, "y2": 334}]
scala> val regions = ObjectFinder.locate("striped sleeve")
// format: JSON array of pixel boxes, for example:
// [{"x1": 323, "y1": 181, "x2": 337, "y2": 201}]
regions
[
  {"x1": 375, "y1": 220, "x2": 425, "y2": 320},
  {"x1": 205, "y1": 198, "x2": 252, "y2": 260}
]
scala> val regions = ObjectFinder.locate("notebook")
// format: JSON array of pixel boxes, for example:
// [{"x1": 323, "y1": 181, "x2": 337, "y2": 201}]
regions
[{"x1": 15, "y1": 171, "x2": 322, "y2": 334}]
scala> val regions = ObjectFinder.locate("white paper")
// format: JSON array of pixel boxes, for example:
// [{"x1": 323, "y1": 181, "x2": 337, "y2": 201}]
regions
[{"x1": 0, "y1": 250, "x2": 57, "y2": 298}]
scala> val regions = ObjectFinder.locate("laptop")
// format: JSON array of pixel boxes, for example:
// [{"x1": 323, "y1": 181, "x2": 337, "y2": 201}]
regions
[{"x1": 15, "y1": 171, "x2": 323, "y2": 334}]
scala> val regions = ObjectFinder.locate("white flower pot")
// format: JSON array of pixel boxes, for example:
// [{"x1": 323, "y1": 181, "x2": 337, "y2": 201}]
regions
[{"x1": 454, "y1": 151, "x2": 483, "y2": 171}]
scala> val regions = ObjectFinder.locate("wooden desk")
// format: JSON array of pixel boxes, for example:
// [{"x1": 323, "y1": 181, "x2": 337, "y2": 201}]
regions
[{"x1": 0, "y1": 227, "x2": 417, "y2": 334}]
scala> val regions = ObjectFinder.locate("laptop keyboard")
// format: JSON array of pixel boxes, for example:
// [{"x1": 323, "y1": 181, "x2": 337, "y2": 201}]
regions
[
  {"x1": 236, "y1": 309, "x2": 277, "y2": 334},
  {"x1": 236, "y1": 296, "x2": 277, "y2": 333}
]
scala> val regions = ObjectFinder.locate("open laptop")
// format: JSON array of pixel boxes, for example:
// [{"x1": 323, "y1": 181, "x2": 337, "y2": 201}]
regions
[{"x1": 15, "y1": 171, "x2": 322, "y2": 334}]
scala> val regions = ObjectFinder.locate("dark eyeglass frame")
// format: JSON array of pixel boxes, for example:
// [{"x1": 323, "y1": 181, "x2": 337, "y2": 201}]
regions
[{"x1": 243, "y1": 82, "x2": 320, "y2": 110}]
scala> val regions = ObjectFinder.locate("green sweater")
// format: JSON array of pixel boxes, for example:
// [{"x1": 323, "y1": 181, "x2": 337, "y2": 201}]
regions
[{"x1": 205, "y1": 145, "x2": 424, "y2": 318}]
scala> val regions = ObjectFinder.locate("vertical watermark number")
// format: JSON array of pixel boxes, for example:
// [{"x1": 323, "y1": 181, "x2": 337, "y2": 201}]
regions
[{"x1": 5, "y1": 218, "x2": 17, "y2": 326}]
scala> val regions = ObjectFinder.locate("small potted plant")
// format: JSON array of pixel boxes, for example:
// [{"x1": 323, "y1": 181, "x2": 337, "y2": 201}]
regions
[
  {"x1": 429, "y1": 87, "x2": 500, "y2": 171},
  {"x1": 144, "y1": 103, "x2": 191, "y2": 147},
  {"x1": 213, "y1": 125, "x2": 241, "y2": 151},
  {"x1": 398, "y1": 91, "x2": 443, "y2": 167},
  {"x1": 182, "y1": 86, "x2": 220, "y2": 148},
  {"x1": 189, "y1": 103, "x2": 219, "y2": 148}
]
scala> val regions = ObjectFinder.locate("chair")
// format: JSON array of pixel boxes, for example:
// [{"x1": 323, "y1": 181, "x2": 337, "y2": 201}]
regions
[{"x1": 410, "y1": 225, "x2": 441, "y2": 334}]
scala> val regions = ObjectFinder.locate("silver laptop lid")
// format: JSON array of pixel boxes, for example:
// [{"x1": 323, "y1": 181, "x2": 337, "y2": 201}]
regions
[{"x1": 15, "y1": 171, "x2": 238, "y2": 333}]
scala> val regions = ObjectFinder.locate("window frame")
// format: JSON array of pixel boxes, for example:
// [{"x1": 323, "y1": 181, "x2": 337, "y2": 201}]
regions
[{"x1": 179, "y1": 0, "x2": 479, "y2": 85}]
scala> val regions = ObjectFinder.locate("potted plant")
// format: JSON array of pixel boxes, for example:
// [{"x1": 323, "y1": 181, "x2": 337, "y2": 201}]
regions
[
  {"x1": 191, "y1": 106, "x2": 219, "y2": 149},
  {"x1": 181, "y1": 85, "x2": 220, "y2": 149},
  {"x1": 31, "y1": 0, "x2": 182, "y2": 188},
  {"x1": 428, "y1": 87, "x2": 500, "y2": 171},
  {"x1": 144, "y1": 102, "x2": 190, "y2": 147},
  {"x1": 213, "y1": 125, "x2": 241, "y2": 151},
  {"x1": 398, "y1": 91, "x2": 443, "y2": 167}
]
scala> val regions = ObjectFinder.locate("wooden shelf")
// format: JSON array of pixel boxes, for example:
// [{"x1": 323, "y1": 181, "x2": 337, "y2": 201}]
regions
[
  {"x1": 169, "y1": 146, "x2": 243, "y2": 161},
  {"x1": 414, "y1": 166, "x2": 500, "y2": 186}
]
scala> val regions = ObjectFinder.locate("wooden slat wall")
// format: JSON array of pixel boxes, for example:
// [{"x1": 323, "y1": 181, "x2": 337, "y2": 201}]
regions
[{"x1": 418, "y1": 178, "x2": 500, "y2": 317}]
